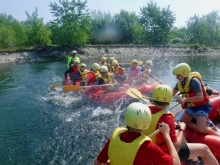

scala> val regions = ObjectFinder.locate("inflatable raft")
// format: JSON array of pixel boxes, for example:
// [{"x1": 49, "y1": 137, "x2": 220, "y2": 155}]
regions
[
  {"x1": 175, "y1": 95, "x2": 220, "y2": 162},
  {"x1": 80, "y1": 83, "x2": 158, "y2": 104}
]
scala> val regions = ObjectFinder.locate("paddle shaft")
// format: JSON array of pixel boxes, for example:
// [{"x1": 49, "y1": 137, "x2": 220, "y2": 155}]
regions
[
  {"x1": 149, "y1": 73, "x2": 163, "y2": 84},
  {"x1": 130, "y1": 91, "x2": 148, "y2": 104},
  {"x1": 148, "y1": 129, "x2": 160, "y2": 138}
]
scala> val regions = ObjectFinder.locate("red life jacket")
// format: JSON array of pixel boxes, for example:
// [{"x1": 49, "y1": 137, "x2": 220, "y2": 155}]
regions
[{"x1": 178, "y1": 76, "x2": 209, "y2": 107}]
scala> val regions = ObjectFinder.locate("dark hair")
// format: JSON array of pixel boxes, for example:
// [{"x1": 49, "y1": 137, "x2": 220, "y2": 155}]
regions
[{"x1": 153, "y1": 100, "x2": 169, "y2": 106}]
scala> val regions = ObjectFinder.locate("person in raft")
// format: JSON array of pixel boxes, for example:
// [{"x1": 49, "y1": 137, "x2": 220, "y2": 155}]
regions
[
  {"x1": 189, "y1": 72, "x2": 219, "y2": 96},
  {"x1": 73, "y1": 63, "x2": 87, "y2": 86},
  {"x1": 108, "y1": 57, "x2": 115, "y2": 72},
  {"x1": 94, "y1": 66, "x2": 114, "y2": 90},
  {"x1": 144, "y1": 84, "x2": 219, "y2": 165},
  {"x1": 86, "y1": 63, "x2": 101, "y2": 86},
  {"x1": 185, "y1": 72, "x2": 219, "y2": 132},
  {"x1": 99, "y1": 57, "x2": 108, "y2": 67},
  {"x1": 137, "y1": 60, "x2": 153, "y2": 84},
  {"x1": 111, "y1": 60, "x2": 126, "y2": 83},
  {"x1": 126, "y1": 59, "x2": 141, "y2": 82},
  {"x1": 64, "y1": 59, "x2": 80, "y2": 84},
  {"x1": 67, "y1": 50, "x2": 80, "y2": 69},
  {"x1": 94, "y1": 102, "x2": 181, "y2": 165},
  {"x1": 172, "y1": 63, "x2": 219, "y2": 136}
]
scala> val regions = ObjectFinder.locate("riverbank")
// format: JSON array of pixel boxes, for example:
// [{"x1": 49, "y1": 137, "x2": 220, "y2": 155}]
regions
[{"x1": 0, "y1": 46, "x2": 219, "y2": 64}]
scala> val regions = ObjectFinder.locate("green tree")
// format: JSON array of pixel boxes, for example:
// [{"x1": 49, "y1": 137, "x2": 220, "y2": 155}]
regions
[
  {"x1": 89, "y1": 10, "x2": 117, "y2": 44},
  {"x1": 169, "y1": 27, "x2": 187, "y2": 44},
  {"x1": 24, "y1": 8, "x2": 51, "y2": 46},
  {"x1": 139, "y1": 2, "x2": 175, "y2": 45},
  {"x1": 0, "y1": 14, "x2": 27, "y2": 48},
  {"x1": 49, "y1": 0, "x2": 90, "y2": 46},
  {"x1": 114, "y1": 10, "x2": 145, "y2": 44},
  {"x1": 203, "y1": 11, "x2": 220, "y2": 46}
]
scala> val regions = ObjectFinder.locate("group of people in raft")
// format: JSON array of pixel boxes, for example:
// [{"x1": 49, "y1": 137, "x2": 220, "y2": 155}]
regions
[
  {"x1": 93, "y1": 62, "x2": 220, "y2": 165},
  {"x1": 64, "y1": 50, "x2": 153, "y2": 90}
]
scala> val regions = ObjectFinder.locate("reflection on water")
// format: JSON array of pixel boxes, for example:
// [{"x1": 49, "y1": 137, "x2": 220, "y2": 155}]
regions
[{"x1": 0, "y1": 55, "x2": 219, "y2": 164}]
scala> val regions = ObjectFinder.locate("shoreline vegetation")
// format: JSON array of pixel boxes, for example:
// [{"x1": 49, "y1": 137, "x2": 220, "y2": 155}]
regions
[{"x1": 0, "y1": 45, "x2": 220, "y2": 64}]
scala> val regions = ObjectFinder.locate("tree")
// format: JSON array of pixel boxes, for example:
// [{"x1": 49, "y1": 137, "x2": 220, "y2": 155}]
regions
[
  {"x1": 114, "y1": 10, "x2": 145, "y2": 44},
  {"x1": 24, "y1": 8, "x2": 51, "y2": 46},
  {"x1": 0, "y1": 14, "x2": 27, "y2": 48},
  {"x1": 139, "y1": 2, "x2": 175, "y2": 45},
  {"x1": 49, "y1": 0, "x2": 90, "y2": 46},
  {"x1": 89, "y1": 10, "x2": 117, "y2": 44}
]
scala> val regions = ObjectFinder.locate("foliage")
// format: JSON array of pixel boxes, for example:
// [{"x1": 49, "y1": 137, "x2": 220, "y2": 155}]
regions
[
  {"x1": 49, "y1": 0, "x2": 90, "y2": 46},
  {"x1": 24, "y1": 8, "x2": 51, "y2": 46},
  {"x1": 1, "y1": 1, "x2": 220, "y2": 50},
  {"x1": 139, "y1": 2, "x2": 175, "y2": 45}
]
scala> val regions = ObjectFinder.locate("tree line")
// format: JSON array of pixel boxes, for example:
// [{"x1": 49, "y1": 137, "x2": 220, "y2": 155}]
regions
[{"x1": 0, "y1": 0, "x2": 220, "y2": 50}]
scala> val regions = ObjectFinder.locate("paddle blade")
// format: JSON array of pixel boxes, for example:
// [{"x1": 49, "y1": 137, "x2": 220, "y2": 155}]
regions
[
  {"x1": 49, "y1": 83, "x2": 62, "y2": 90},
  {"x1": 63, "y1": 85, "x2": 85, "y2": 92},
  {"x1": 126, "y1": 88, "x2": 143, "y2": 100}
]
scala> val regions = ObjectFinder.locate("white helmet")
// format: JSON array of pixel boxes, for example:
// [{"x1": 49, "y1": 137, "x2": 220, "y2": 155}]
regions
[
  {"x1": 125, "y1": 102, "x2": 152, "y2": 130},
  {"x1": 100, "y1": 66, "x2": 108, "y2": 72},
  {"x1": 72, "y1": 50, "x2": 77, "y2": 54}
]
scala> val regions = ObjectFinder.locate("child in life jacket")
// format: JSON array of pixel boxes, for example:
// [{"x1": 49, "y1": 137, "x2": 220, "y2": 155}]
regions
[
  {"x1": 73, "y1": 63, "x2": 87, "y2": 86},
  {"x1": 111, "y1": 60, "x2": 126, "y2": 83},
  {"x1": 99, "y1": 57, "x2": 108, "y2": 67},
  {"x1": 64, "y1": 59, "x2": 80, "y2": 84},
  {"x1": 137, "y1": 60, "x2": 153, "y2": 84},
  {"x1": 144, "y1": 84, "x2": 219, "y2": 165},
  {"x1": 108, "y1": 57, "x2": 115, "y2": 72},
  {"x1": 126, "y1": 59, "x2": 141, "y2": 82},
  {"x1": 173, "y1": 63, "x2": 218, "y2": 136},
  {"x1": 86, "y1": 63, "x2": 101, "y2": 86},
  {"x1": 94, "y1": 102, "x2": 181, "y2": 165}
]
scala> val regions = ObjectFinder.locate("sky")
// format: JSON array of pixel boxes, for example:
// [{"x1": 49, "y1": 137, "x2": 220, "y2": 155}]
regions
[{"x1": 0, "y1": 0, "x2": 220, "y2": 27}]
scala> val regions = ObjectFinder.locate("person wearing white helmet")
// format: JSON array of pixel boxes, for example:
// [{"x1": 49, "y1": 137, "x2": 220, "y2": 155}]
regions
[
  {"x1": 86, "y1": 63, "x2": 101, "y2": 86},
  {"x1": 145, "y1": 84, "x2": 219, "y2": 165},
  {"x1": 173, "y1": 63, "x2": 218, "y2": 136},
  {"x1": 94, "y1": 102, "x2": 181, "y2": 165},
  {"x1": 67, "y1": 50, "x2": 80, "y2": 69},
  {"x1": 95, "y1": 66, "x2": 113, "y2": 88},
  {"x1": 73, "y1": 63, "x2": 87, "y2": 86},
  {"x1": 137, "y1": 60, "x2": 153, "y2": 84}
]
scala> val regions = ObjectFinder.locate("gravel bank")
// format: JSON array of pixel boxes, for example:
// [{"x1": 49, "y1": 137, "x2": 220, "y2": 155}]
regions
[{"x1": 0, "y1": 46, "x2": 219, "y2": 64}]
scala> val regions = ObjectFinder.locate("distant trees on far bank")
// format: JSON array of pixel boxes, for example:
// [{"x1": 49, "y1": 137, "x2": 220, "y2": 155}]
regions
[{"x1": 0, "y1": 0, "x2": 220, "y2": 50}]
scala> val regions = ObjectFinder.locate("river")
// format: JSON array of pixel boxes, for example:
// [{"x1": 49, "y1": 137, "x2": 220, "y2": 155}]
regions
[{"x1": 0, "y1": 55, "x2": 220, "y2": 165}]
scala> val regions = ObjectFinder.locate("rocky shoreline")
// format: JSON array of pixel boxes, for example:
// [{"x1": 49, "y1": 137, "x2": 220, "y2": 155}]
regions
[{"x1": 0, "y1": 46, "x2": 219, "y2": 64}]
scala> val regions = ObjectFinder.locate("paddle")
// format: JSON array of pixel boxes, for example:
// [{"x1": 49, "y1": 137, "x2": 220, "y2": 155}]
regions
[
  {"x1": 63, "y1": 82, "x2": 118, "y2": 93},
  {"x1": 148, "y1": 129, "x2": 160, "y2": 138},
  {"x1": 126, "y1": 88, "x2": 151, "y2": 104},
  {"x1": 49, "y1": 82, "x2": 62, "y2": 90},
  {"x1": 149, "y1": 73, "x2": 163, "y2": 84},
  {"x1": 120, "y1": 60, "x2": 143, "y2": 65}
]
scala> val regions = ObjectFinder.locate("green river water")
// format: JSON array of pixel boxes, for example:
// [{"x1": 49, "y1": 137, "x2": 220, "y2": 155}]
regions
[{"x1": 0, "y1": 55, "x2": 219, "y2": 165}]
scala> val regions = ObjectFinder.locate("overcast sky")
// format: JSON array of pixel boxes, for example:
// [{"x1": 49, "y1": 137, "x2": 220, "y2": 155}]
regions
[{"x1": 0, "y1": 0, "x2": 220, "y2": 27}]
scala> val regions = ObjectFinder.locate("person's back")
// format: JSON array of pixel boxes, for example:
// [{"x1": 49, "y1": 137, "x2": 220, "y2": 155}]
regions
[{"x1": 94, "y1": 102, "x2": 181, "y2": 165}]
